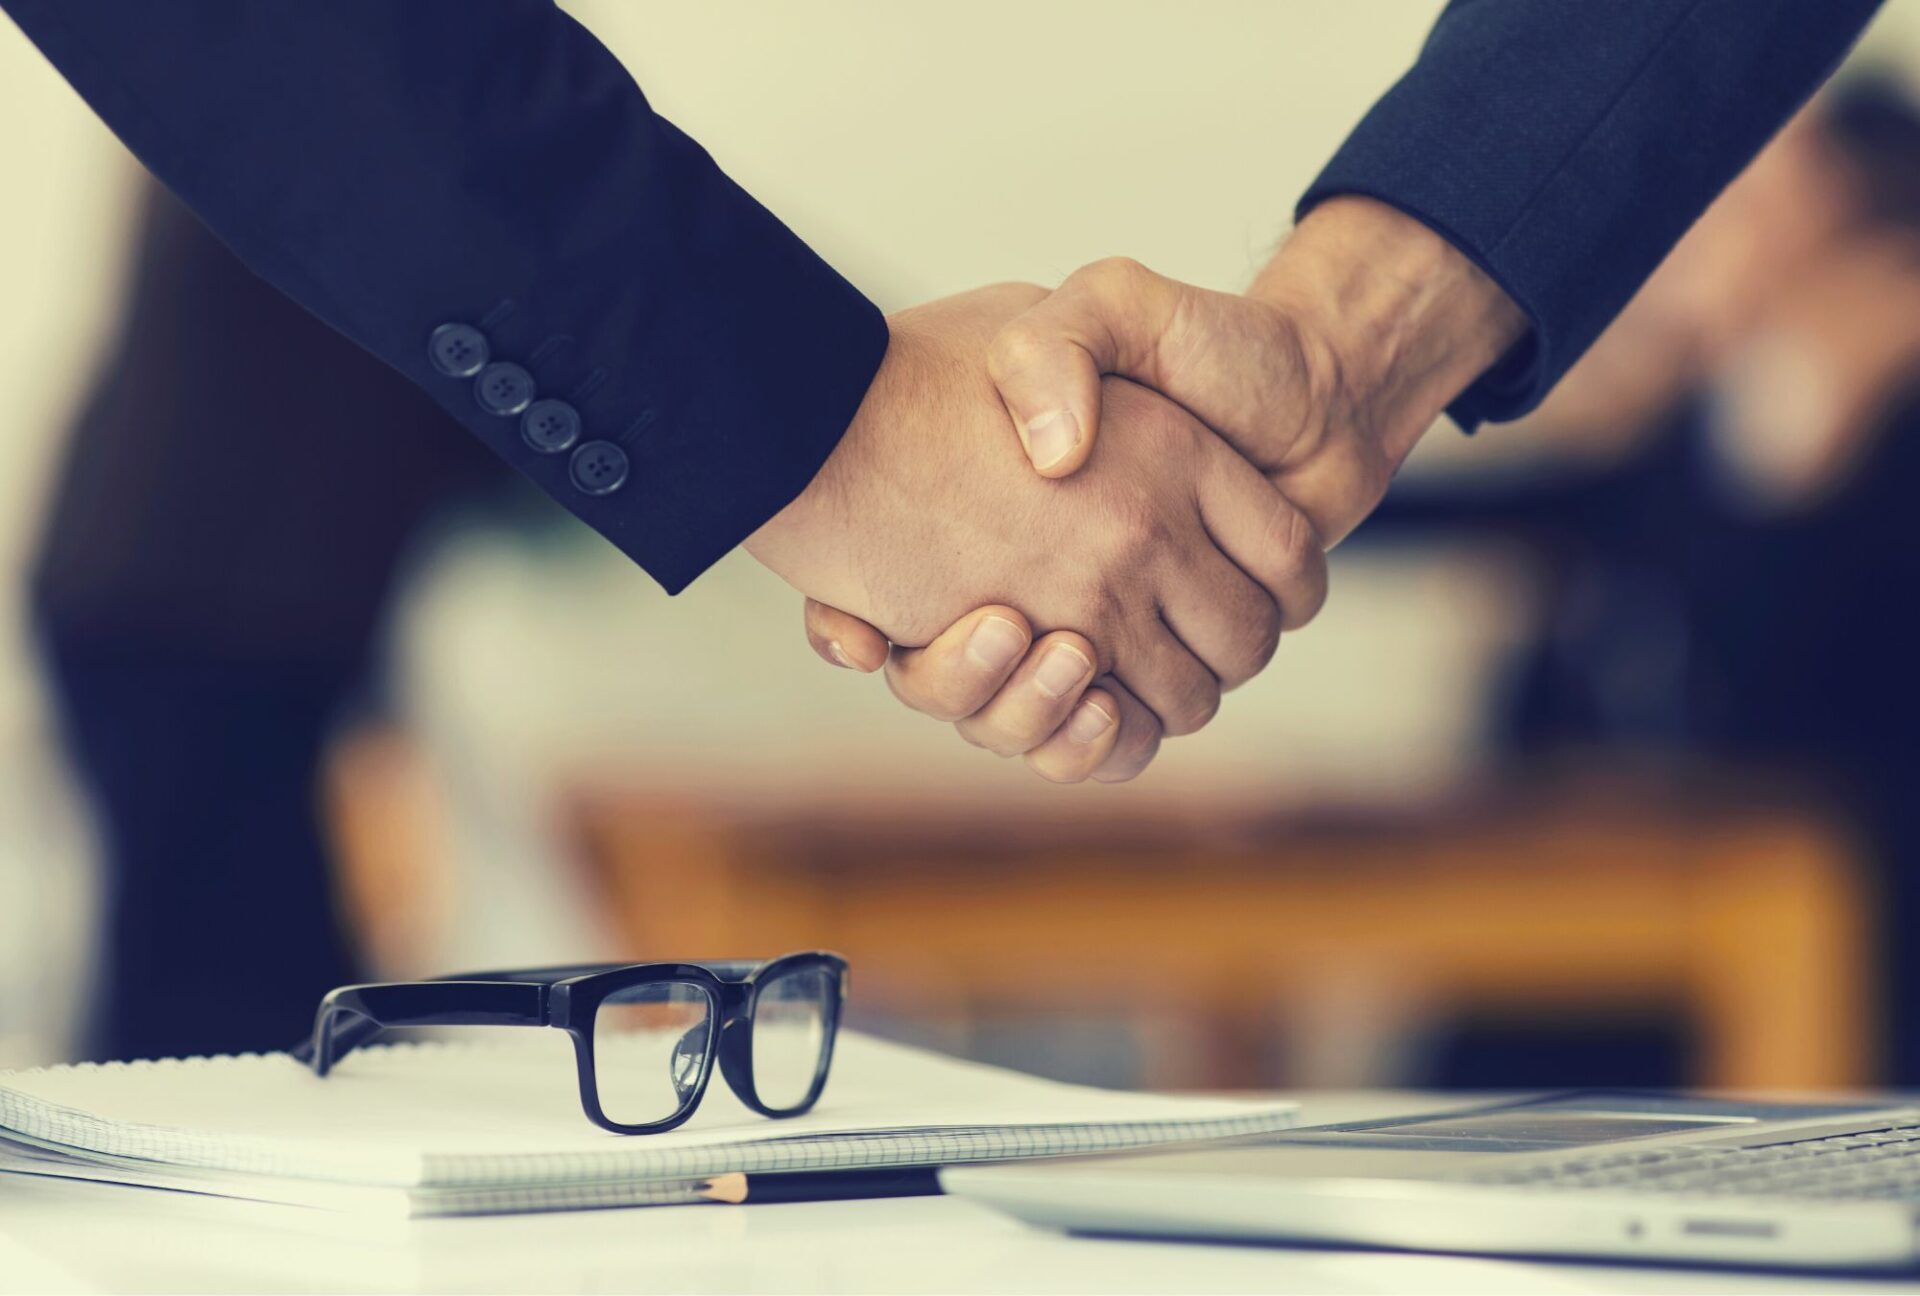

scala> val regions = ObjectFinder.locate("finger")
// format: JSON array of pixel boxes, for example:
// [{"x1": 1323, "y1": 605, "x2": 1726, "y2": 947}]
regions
[
  {"x1": 883, "y1": 606, "x2": 1033, "y2": 723},
  {"x1": 954, "y1": 631, "x2": 1098, "y2": 757},
  {"x1": 987, "y1": 257, "x2": 1190, "y2": 479},
  {"x1": 1023, "y1": 687, "x2": 1122, "y2": 784},
  {"x1": 1158, "y1": 543, "x2": 1284, "y2": 691},
  {"x1": 1088, "y1": 677, "x2": 1162, "y2": 783},
  {"x1": 803, "y1": 599, "x2": 891, "y2": 673},
  {"x1": 1194, "y1": 437, "x2": 1331, "y2": 633},
  {"x1": 1112, "y1": 618, "x2": 1222, "y2": 739}
]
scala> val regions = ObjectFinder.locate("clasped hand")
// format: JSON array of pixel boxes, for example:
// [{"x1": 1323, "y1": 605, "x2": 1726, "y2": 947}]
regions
[{"x1": 746, "y1": 199, "x2": 1523, "y2": 783}]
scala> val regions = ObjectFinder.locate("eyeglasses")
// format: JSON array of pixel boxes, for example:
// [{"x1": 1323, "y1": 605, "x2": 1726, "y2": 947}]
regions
[{"x1": 289, "y1": 952, "x2": 848, "y2": 1134}]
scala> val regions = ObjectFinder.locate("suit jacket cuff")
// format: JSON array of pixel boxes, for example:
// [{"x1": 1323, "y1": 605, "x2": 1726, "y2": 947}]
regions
[
  {"x1": 1296, "y1": 0, "x2": 1881, "y2": 433},
  {"x1": 2, "y1": 0, "x2": 889, "y2": 595}
]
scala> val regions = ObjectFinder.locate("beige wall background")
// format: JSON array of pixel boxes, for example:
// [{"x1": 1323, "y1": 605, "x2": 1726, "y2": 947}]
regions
[
  {"x1": 595, "y1": 1, "x2": 1426, "y2": 306},
  {"x1": 0, "y1": 16, "x2": 132, "y2": 1065},
  {"x1": 3, "y1": 3, "x2": 1917, "y2": 1043}
]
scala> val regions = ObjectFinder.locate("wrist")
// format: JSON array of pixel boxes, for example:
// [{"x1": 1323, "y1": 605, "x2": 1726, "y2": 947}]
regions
[
  {"x1": 744, "y1": 352, "x2": 880, "y2": 604},
  {"x1": 1250, "y1": 196, "x2": 1526, "y2": 471}
]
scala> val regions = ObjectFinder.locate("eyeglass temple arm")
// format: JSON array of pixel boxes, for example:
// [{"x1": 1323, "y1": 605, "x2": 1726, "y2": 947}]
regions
[
  {"x1": 289, "y1": 981, "x2": 546, "y2": 1076},
  {"x1": 445, "y1": 960, "x2": 763, "y2": 982}
]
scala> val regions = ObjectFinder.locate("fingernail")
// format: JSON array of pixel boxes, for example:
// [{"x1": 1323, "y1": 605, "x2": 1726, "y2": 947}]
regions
[
  {"x1": 1034, "y1": 643, "x2": 1093, "y2": 698},
  {"x1": 827, "y1": 640, "x2": 855, "y2": 669},
  {"x1": 1025, "y1": 410, "x2": 1081, "y2": 471},
  {"x1": 1066, "y1": 698, "x2": 1116, "y2": 744},
  {"x1": 965, "y1": 615, "x2": 1028, "y2": 671}
]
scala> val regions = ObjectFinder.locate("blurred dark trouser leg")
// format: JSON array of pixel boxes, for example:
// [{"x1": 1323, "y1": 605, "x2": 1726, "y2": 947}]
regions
[
  {"x1": 1867, "y1": 766, "x2": 1920, "y2": 1086},
  {"x1": 41, "y1": 651, "x2": 362, "y2": 1059},
  {"x1": 33, "y1": 183, "x2": 498, "y2": 1060}
]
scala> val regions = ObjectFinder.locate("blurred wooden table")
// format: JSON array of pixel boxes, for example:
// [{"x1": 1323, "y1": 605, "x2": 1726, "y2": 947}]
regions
[
  {"x1": 325, "y1": 726, "x2": 1878, "y2": 1091},
  {"x1": 559, "y1": 775, "x2": 1875, "y2": 1091}
]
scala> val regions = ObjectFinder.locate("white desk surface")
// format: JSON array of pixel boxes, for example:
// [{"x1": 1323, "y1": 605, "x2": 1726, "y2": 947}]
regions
[{"x1": 3, "y1": 1091, "x2": 1917, "y2": 1295}]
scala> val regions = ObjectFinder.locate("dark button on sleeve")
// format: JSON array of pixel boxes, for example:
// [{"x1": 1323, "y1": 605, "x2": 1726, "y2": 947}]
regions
[
  {"x1": 521, "y1": 399, "x2": 582, "y2": 453},
  {"x1": 474, "y1": 362, "x2": 536, "y2": 416},
  {"x1": 427, "y1": 323, "x2": 489, "y2": 378},
  {"x1": 569, "y1": 441, "x2": 629, "y2": 496}
]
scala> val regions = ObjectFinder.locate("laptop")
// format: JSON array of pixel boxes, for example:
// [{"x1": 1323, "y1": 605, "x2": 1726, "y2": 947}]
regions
[{"x1": 942, "y1": 1092, "x2": 1920, "y2": 1270}]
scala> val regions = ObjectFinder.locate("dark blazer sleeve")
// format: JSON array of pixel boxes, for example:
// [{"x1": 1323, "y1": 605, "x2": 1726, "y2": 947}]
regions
[
  {"x1": 0, "y1": 0, "x2": 888, "y2": 593},
  {"x1": 1300, "y1": 0, "x2": 1884, "y2": 430}
]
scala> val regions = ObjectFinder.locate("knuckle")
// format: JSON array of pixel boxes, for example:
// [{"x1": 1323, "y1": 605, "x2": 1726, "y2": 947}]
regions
[
  {"x1": 1160, "y1": 675, "x2": 1221, "y2": 737},
  {"x1": 942, "y1": 681, "x2": 999, "y2": 723},
  {"x1": 1265, "y1": 501, "x2": 1329, "y2": 626},
  {"x1": 1082, "y1": 256, "x2": 1149, "y2": 295},
  {"x1": 1035, "y1": 625, "x2": 1095, "y2": 658},
  {"x1": 986, "y1": 324, "x2": 1045, "y2": 383},
  {"x1": 885, "y1": 664, "x2": 971, "y2": 724},
  {"x1": 1025, "y1": 750, "x2": 1092, "y2": 785},
  {"x1": 1223, "y1": 604, "x2": 1284, "y2": 689},
  {"x1": 957, "y1": 715, "x2": 1028, "y2": 758},
  {"x1": 1071, "y1": 582, "x2": 1132, "y2": 658},
  {"x1": 956, "y1": 694, "x2": 1058, "y2": 756},
  {"x1": 1096, "y1": 723, "x2": 1161, "y2": 783},
  {"x1": 952, "y1": 720, "x2": 998, "y2": 752},
  {"x1": 1249, "y1": 602, "x2": 1285, "y2": 674},
  {"x1": 1270, "y1": 500, "x2": 1316, "y2": 577},
  {"x1": 1109, "y1": 497, "x2": 1174, "y2": 570}
]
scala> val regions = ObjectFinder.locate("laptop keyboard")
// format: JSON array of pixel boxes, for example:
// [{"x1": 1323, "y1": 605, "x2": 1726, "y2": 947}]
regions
[{"x1": 1455, "y1": 1123, "x2": 1920, "y2": 1201}]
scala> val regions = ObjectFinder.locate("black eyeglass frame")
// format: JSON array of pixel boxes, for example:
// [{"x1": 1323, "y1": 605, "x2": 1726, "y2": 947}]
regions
[{"x1": 288, "y1": 951, "x2": 849, "y2": 1134}]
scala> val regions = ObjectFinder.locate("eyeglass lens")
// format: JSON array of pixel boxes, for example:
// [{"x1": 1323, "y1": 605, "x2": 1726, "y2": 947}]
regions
[
  {"x1": 592, "y1": 980, "x2": 712, "y2": 1126},
  {"x1": 752, "y1": 965, "x2": 835, "y2": 1112}
]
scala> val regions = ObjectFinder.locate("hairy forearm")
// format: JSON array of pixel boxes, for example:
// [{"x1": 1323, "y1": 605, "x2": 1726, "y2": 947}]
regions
[{"x1": 1250, "y1": 197, "x2": 1527, "y2": 472}]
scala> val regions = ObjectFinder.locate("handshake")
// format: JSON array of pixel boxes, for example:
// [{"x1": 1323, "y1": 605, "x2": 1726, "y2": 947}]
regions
[{"x1": 747, "y1": 198, "x2": 1525, "y2": 784}]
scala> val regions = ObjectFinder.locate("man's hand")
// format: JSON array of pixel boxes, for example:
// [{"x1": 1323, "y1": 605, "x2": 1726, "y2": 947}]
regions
[
  {"x1": 990, "y1": 198, "x2": 1527, "y2": 541},
  {"x1": 796, "y1": 200, "x2": 1526, "y2": 783},
  {"x1": 745, "y1": 283, "x2": 1327, "y2": 753},
  {"x1": 803, "y1": 598, "x2": 1154, "y2": 784}
]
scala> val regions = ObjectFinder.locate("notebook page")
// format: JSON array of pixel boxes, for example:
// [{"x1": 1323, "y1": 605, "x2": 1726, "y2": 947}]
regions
[{"x1": 0, "y1": 1032, "x2": 1294, "y2": 1188}]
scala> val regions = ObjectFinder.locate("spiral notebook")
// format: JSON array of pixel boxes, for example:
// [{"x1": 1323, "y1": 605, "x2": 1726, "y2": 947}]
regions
[{"x1": 0, "y1": 1032, "x2": 1295, "y2": 1217}]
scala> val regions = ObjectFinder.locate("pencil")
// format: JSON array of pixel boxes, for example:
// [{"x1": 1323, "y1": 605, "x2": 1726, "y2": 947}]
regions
[{"x1": 698, "y1": 1166, "x2": 943, "y2": 1204}]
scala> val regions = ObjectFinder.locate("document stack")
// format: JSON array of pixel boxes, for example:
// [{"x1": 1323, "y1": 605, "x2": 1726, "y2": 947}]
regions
[{"x1": 0, "y1": 1032, "x2": 1294, "y2": 1216}]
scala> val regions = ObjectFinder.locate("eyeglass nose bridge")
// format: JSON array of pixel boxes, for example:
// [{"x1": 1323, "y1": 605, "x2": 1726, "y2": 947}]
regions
[{"x1": 709, "y1": 1007, "x2": 766, "y2": 1107}]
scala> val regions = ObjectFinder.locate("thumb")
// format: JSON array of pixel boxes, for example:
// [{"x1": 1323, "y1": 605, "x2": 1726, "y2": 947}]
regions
[
  {"x1": 803, "y1": 598, "x2": 892, "y2": 673},
  {"x1": 987, "y1": 258, "x2": 1189, "y2": 479}
]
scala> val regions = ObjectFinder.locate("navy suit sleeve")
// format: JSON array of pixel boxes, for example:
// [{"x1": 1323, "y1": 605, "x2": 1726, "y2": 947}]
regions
[
  {"x1": 0, "y1": 0, "x2": 888, "y2": 593},
  {"x1": 1301, "y1": 0, "x2": 1883, "y2": 430}
]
